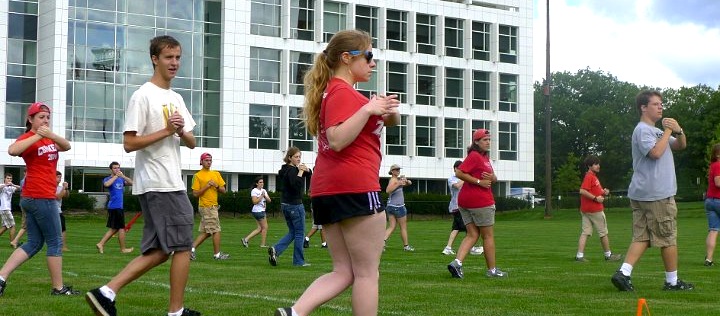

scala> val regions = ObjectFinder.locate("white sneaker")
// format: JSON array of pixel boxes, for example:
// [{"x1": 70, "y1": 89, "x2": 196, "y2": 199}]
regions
[
  {"x1": 442, "y1": 247, "x2": 455, "y2": 255},
  {"x1": 470, "y1": 246, "x2": 484, "y2": 255}
]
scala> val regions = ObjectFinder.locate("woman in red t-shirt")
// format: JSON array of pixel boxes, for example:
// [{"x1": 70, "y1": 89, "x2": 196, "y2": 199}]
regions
[
  {"x1": 704, "y1": 144, "x2": 720, "y2": 266},
  {"x1": 0, "y1": 102, "x2": 75, "y2": 296},
  {"x1": 273, "y1": 30, "x2": 400, "y2": 316},
  {"x1": 447, "y1": 129, "x2": 507, "y2": 279}
]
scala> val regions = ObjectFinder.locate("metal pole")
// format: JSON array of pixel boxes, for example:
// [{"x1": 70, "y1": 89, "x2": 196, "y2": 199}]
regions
[{"x1": 543, "y1": 0, "x2": 552, "y2": 218}]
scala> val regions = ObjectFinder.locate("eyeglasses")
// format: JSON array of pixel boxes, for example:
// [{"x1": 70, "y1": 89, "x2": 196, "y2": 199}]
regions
[{"x1": 347, "y1": 50, "x2": 374, "y2": 62}]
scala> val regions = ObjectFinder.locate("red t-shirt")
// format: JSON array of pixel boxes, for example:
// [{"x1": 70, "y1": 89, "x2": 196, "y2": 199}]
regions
[
  {"x1": 707, "y1": 161, "x2": 720, "y2": 199},
  {"x1": 457, "y1": 151, "x2": 495, "y2": 209},
  {"x1": 18, "y1": 132, "x2": 59, "y2": 199},
  {"x1": 579, "y1": 171, "x2": 604, "y2": 213},
  {"x1": 310, "y1": 78, "x2": 383, "y2": 197}
]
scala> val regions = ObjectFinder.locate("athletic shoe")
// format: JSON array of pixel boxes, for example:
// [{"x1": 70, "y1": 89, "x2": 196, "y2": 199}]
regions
[
  {"x1": 321, "y1": 242, "x2": 328, "y2": 248},
  {"x1": 575, "y1": 256, "x2": 588, "y2": 263},
  {"x1": 275, "y1": 307, "x2": 293, "y2": 316},
  {"x1": 486, "y1": 268, "x2": 507, "y2": 278},
  {"x1": 611, "y1": 270, "x2": 635, "y2": 291},
  {"x1": 85, "y1": 288, "x2": 117, "y2": 316},
  {"x1": 190, "y1": 250, "x2": 196, "y2": 261},
  {"x1": 442, "y1": 247, "x2": 455, "y2": 255},
  {"x1": 447, "y1": 260, "x2": 464, "y2": 279},
  {"x1": 663, "y1": 280, "x2": 694, "y2": 291},
  {"x1": 242, "y1": 238, "x2": 249, "y2": 248},
  {"x1": 704, "y1": 259, "x2": 714, "y2": 267},
  {"x1": 214, "y1": 252, "x2": 230, "y2": 260},
  {"x1": 51, "y1": 285, "x2": 80, "y2": 295},
  {"x1": 403, "y1": 245, "x2": 415, "y2": 252},
  {"x1": 605, "y1": 254, "x2": 622, "y2": 261},
  {"x1": 470, "y1": 246, "x2": 484, "y2": 255},
  {"x1": 268, "y1": 247, "x2": 277, "y2": 266},
  {"x1": 181, "y1": 308, "x2": 202, "y2": 315},
  {"x1": 0, "y1": 278, "x2": 6, "y2": 296},
  {"x1": 303, "y1": 238, "x2": 310, "y2": 248}
]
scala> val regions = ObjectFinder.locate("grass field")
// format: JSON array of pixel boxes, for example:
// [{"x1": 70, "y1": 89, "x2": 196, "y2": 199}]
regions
[{"x1": 0, "y1": 202, "x2": 716, "y2": 315}]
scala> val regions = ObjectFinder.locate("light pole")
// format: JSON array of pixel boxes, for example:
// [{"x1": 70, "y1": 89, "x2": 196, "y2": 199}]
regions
[{"x1": 543, "y1": 0, "x2": 552, "y2": 218}]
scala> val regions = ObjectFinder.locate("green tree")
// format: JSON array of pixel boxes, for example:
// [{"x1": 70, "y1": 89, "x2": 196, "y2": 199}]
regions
[{"x1": 553, "y1": 153, "x2": 581, "y2": 195}]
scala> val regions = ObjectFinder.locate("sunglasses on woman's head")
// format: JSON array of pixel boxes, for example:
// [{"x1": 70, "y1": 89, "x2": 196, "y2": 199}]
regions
[{"x1": 347, "y1": 50, "x2": 373, "y2": 62}]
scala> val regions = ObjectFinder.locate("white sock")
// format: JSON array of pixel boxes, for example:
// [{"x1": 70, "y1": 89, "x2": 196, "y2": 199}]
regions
[
  {"x1": 445, "y1": 246, "x2": 452, "y2": 250},
  {"x1": 0, "y1": 275, "x2": 5, "y2": 282},
  {"x1": 321, "y1": 242, "x2": 327, "y2": 246},
  {"x1": 291, "y1": 308, "x2": 300, "y2": 316},
  {"x1": 454, "y1": 259, "x2": 462, "y2": 266},
  {"x1": 620, "y1": 263, "x2": 633, "y2": 276},
  {"x1": 576, "y1": 252, "x2": 584, "y2": 258},
  {"x1": 305, "y1": 237, "x2": 310, "y2": 241},
  {"x1": 665, "y1": 270, "x2": 678, "y2": 285},
  {"x1": 168, "y1": 307, "x2": 184, "y2": 316},
  {"x1": 99, "y1": 285, "x2": 116, "y2": 301},
  {"x1": 191, "y1": 247, "x2": 195, "y2": 252},
  {"x1": 604, "y1": 251, "x2": 612, "y2": 257}
]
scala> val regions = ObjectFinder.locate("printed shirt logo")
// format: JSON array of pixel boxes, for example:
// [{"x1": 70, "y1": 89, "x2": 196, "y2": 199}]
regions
[{"x1": 37, "y1": 143, "x2": 58, "y2": 161}]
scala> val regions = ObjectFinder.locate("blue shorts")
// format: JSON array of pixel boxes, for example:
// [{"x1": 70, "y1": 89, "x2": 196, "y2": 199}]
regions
[
  {"x1": 705, "y1": 198, "x2": 720, "y2": 231},
  {"x1": 386, "y1": 205, "x2": 408, "y2": 218},
  {"x1": 252, "y1": 211, "x2": 266, "y2": 221}
]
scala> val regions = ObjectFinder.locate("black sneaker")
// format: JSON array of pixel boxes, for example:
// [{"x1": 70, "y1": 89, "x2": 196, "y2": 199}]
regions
[
  {"x1": 447, "y1": 260, "x2": 464, "y2": 279},
  {"x1": 303, "y1": 238, "x2": 309, "y2": 248},
  {"x1": 275, "y1": 307, "x2": 293, "y2": 316},
  {"x1": 51, "y1": 285, "x2": 80, "y2": 296},
  {"x1": 611, "y1": 270, "x2": 634, "y2": 291},
  {"x1": 0, "y1": 278, "x2": 6, "y2": 296},
  {"x1": 268, "y1": 247, "x2": 277, "y2": 266},
  {"x1": 85, "y1": 287, "x2": 117, "y2": 316},
  {"x1": 663, "y1": 280, "x2": 694, "y2": 291},
  {"x1": 181, "y1": 308, "x2": 202, "y2": 315},
  {"x1": 704, "y1": 259, "x2": 714, "y2": 267}
]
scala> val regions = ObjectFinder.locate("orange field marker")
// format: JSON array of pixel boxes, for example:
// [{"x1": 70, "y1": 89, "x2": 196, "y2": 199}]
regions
[{"x1": 636, "y1": 298, "x2": 651, "y2": 316}]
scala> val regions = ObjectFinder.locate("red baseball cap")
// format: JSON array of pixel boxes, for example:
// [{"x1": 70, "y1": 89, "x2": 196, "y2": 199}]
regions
[
  {"x1": 473, "y1": 129, "x2": 491, "y2": 141},
  {"x1": 28, "y1": 102, "x2": 51, "y2": 116},
  {"x1": 200, "y1": 152, "x2": 212, "y2": 165}
]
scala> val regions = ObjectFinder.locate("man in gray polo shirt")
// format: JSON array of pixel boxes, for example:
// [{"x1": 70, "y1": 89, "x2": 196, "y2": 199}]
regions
[{"x1": 611, "y1": 90, "x2": 693, "y2": 292}]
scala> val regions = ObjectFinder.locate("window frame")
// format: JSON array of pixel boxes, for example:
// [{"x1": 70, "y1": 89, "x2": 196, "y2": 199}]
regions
[{"x1": 249, "y1": 103, "x2": 281, "y2": 150}]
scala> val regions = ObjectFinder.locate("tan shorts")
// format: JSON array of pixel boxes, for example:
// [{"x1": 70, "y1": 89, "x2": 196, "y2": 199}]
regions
[
  {"x1": 631, "y1": 197, "x2": 677, "y2": 248},
  {"x1": 580, "y1": 211, "x2": 608, "y2": 237},
  {"x1": 198, "y1": 205, "x2": 221, "y2": 234},
  {"x1": 459, "y1": 205, "x2": 495, "y2": 227}
]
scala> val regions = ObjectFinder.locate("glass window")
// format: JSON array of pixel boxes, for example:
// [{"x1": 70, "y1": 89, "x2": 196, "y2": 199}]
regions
[
  {"x1": 289, "y1": 107, "x2": 313, "y2": 151},
  {"x1": 416, "y1": 116, "x2": 436, "y2": 157},
  {"x1": 251, "y1": 0, "x2": 281, "y2": 37},
  {"x1": 472, "y1": 21, "x2": 490, "y2": 60},
  {"x1": 445, "y1": 67, "x2": 463, "y2": 108},
  {"x1": 249, "y1": 104, "x2": 281, "y2": 149},
  {"x1": 499, "y1": 122, "x2": 518, "y2": 160},
  {"x1": 385, "y1": 115, "x2": 407, "y2": 155},
  {"x1": 499, "y1": 73, "x2": 518, "y2": 112},
  {"x1": 386, "y1": 62, "x2": 407, "y2": 103},
  {"x1": 8, "y1": 12, "x2": 37, "y2": 40},
  {"x1": 499, "y1": 25, "x2": 518, "y2": 64},
  {"x1": 355, "y1": 5, "x2": 378, "y2": 47},
  {"x1": 472, "y1": 120, "x2": 491, "y2": 131},
  {"x1": 416, "y1": 65, "x2": 435, "y2": 106},
  {"x1": 323, "y1": 1, "x2": 347, "y2": 42},
  {"x1": 416, "y1": 14, "x2": 436, "y2": 54},
  {"x1": 472, "y1": 70, "x2": 490, "y2": 110},
  {"x1": 356, "y1": 68, "x2": 377, "y2": 98},
  {"x1": 444, "y1": 118, "x2": 464, "y2": 158},
  {"x1": 386, "y1": 10, "x2": 407, "y2": 51},
  {"x1": 291, "y1": 0, "x2": 315, "y2": 40},
  {"x1": 290, "y1": 51, "x2": 313, "y2": 95},
  {"x1": 250, "y1": 47, "x2": 281, "y2": 93},
  {"x1": 445, "y1": 17, "x2": 463, "y2": 58}
]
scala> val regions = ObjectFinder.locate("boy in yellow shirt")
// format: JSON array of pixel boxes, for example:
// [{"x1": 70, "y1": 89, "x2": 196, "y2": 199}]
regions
[{"x1": 191, "y1": 152, "x2": 228, "y2": 260}]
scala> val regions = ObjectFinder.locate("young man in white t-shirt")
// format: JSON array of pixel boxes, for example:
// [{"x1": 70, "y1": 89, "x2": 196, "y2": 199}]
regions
[
  {"x1": 0, "y1": 174, "x2": 21, "y2": 242},
  {"x1": 86, "y1": 35, "x2": 200, "y2": 316}
]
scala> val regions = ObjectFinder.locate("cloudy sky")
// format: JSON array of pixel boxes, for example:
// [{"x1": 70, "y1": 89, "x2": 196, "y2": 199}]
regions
[{"x1": 532, "y1": 0, "x2": 720, "y2": 89}]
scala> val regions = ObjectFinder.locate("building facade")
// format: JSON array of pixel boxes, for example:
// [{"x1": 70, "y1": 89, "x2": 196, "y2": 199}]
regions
[{"x1": 0, "y1": 0, "x2": 533, "y2": 196}]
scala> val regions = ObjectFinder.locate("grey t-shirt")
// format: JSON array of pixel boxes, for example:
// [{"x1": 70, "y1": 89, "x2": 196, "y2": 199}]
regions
[
  {"x1": 448, "y1": 175, "x2": 461, "y2": 212},
  {"x1": 627, "y1": 121, "x2": 677, "y2": 201}
]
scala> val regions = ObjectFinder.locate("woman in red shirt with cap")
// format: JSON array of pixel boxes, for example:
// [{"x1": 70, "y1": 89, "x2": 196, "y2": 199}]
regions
[{"x1": 0, "y1": 102, "x2": 75, "y2": 296}]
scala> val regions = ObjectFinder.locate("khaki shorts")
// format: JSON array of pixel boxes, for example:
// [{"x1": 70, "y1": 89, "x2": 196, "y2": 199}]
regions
[
  {"x1": 0, "y1": 209, "x2": 15, "y2": 228},
  {"x1": 631, "y1": 197, "x2": 677, "y2": 248},
  {"x1": 459, "y1": 205, "x2": 495, "y2": 227},
  {"x1": 580, "y1": 211, "x2": 608, "y2": 237},
  {"x1": 198, "y1": 205, "x2": 221, "y2": 234}
]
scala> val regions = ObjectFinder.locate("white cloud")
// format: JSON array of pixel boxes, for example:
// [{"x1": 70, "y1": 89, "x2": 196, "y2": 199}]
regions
[{"x1": 533, "y1": 0, "x2": 720, "y2": 88}]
